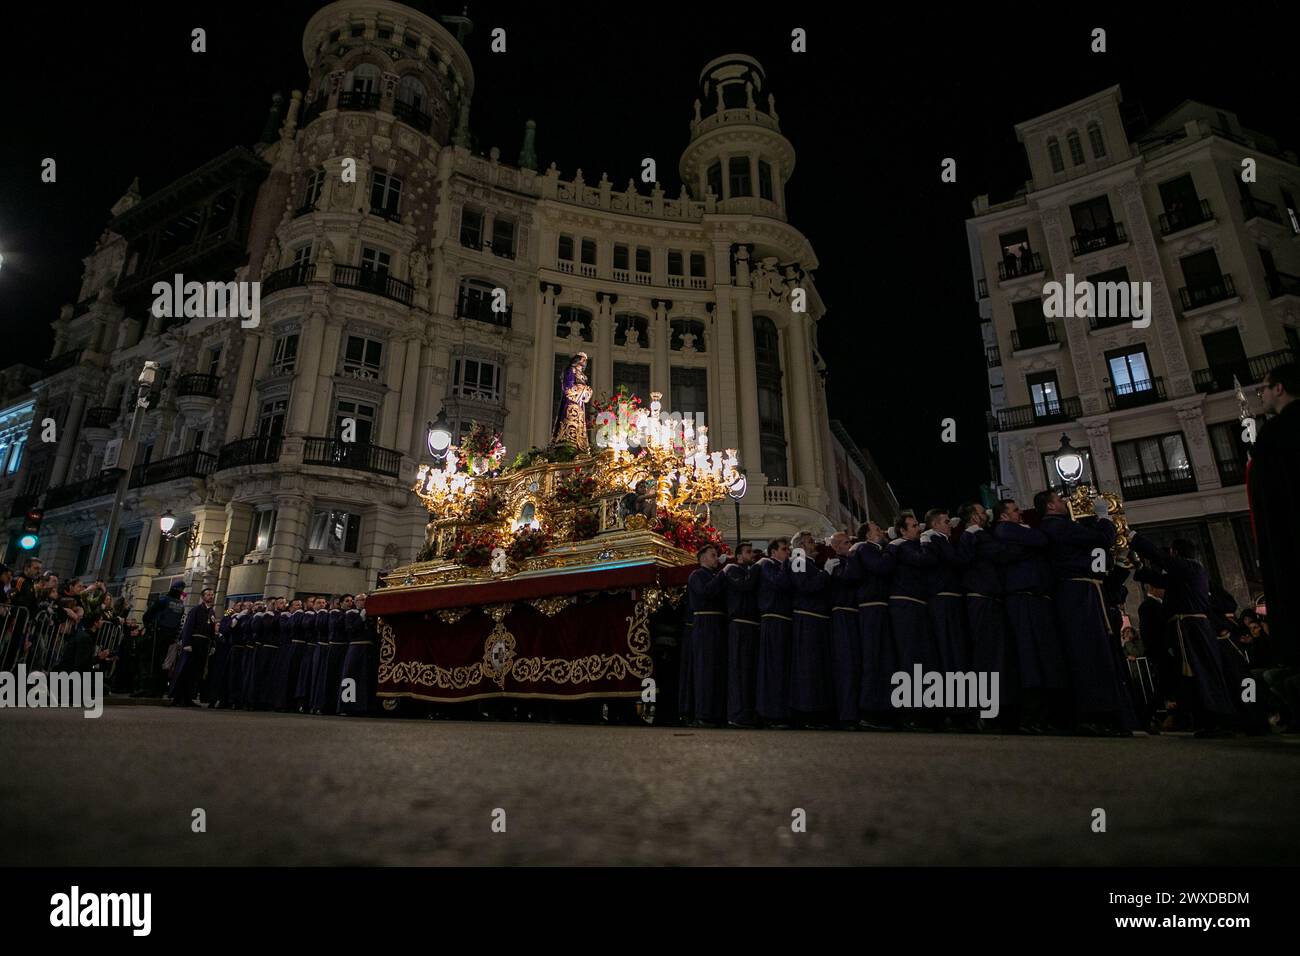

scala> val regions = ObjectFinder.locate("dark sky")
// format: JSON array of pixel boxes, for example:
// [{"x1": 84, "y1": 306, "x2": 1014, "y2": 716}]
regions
[{"x1": 1, "y1": 2, "x2": 1295, "y2": 510}]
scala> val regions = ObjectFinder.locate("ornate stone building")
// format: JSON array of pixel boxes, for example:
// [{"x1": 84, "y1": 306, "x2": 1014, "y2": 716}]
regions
[
  {"x1": 16, "y1": 0, "x2": 863, "y2": 610},
  {"x1": 969, "y1": 86, "x2": 1300, "y2": 604}
]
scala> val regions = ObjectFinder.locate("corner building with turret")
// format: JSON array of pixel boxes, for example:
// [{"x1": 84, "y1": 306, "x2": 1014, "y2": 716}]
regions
[{"x1": 12, "y1": 0, "x2": 878, "y2": 611}]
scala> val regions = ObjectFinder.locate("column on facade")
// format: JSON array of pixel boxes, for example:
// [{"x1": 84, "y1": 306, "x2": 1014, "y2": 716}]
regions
[
  {"x1": 49, "y1": 391, "x2": 88, "y2": 487},
  {"x1": 709, "y1": 295, "x2": 741, "y2": 456},
  {"x1": 748, "y1": 153, "x2": 760, "y2": 202},
  {"x1": 731, "y1": 285, "x2": 763, "y2": 475},
  {"x1": 242, "y1": 321, "x2": 277, "y2": 436},
  {"x1": 1082, "y1": 420, "x2": 1120, "y2": 494},
  {"x1": 124, "y1": 511, "x2": 164, "y2": 617},
  {"x1": 191, "y1": 502, "x2": 228, "y2": 600},
  {"x1": 395, "y1": 334, "x2": 422, "y2": 457},
  {"x1": 783, "y1": 311, "x2": 818, "y2": 488},
  {"x1": 287, "y1": 311, "x2": 327, "y2": 436},
  {"x1": 771, "y1": 158, "x2": 785, "y2": 217},
  {"x1": 651, "y1": 299, "x2": 671, "y2": 401},
  {"x1": 379, "y1": 336, "x2": 410, "y2": 449},
  {"x1": 411, "y1": 342, "x2": 435, "y2": 458},
  {"x1": 530, "y1": 283, "x2": 557, "y2": 448},
  {"x1": 225, "y1": 332, "x2": 265, "y2": 443},
  {"x1": 1176, "y1": 402, "x2": 1223, "y2": 491},
  {"x1": 1038, "y1": 205, "x2": 1103, "y2": 414},
  {"x1": 593, "y1": 294, "x2": 614, "y2": 400},
  {"x1": 214, "y1": 500, "x2": 254, "y2": 608},
  {"x1": 305, "y1": 318, "x2": 345, "y2": 437},
  {"x1": 264, "y1": 494, "x2": 309, "y2": 597},
  {"x1": 1205, "y1": 517, "x2": 1251, "y2": 608}
]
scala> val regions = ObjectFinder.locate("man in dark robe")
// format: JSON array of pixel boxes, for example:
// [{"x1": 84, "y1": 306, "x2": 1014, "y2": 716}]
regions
[
  {"x1": 313, "y1": 595, "x2": 350, "y2": 714},
  {"x1": 887, "y1": 514, "x2": 938, "y2": 729},
  {"x1": 1136, "y1": 584, "x2": 1171, "y2": 730},
  {"x1": 293, "y1": 597, "x2": 319, "y2": 712},
  {"x1": 686, "y1": 545, "x2": 729, "y2": 727},
  {"x1": 1037, "y1": 490, "x2": 1135, "y2": 735},
  {"x1": 271, "y1": 598, "x2": 304, "y2": 712},
  {"x1": 993, "y1": 498, "x2": 1065, "y2": 732},
  {"x1": 169, "y1": 588, "x2": 215, "y2": 707},
  {"x1": 922, "y1": 509, "x2": 968, "y2": 676},
  {"x1": 1249, "y1": 363, "x2": 1300, "y2": 669},
  {"x1": 1132, "y1": 533, "x2": 1238, "y2": 737},
  {"x1": 239, "y1": 602, "x2": 264, "y2": 709},
  {"x1": 225, "y1": 603, "x2": 249, "y2": 709},
  {"x1": 723, "y1": 542, "x2": 760, "y2": 728},
  {"x1": 339, "y1": 593, "x2": 376, "y2": 715},
  {"x1": 853, "y1": 522, "x2": 896, "y2": 729},
  {"x1": 205, "y1": 602, "x2": 236, "y2": 708},
  {"x1": 253, "y1": 597, "x2": 284, "y2": 710},
  {"x1": 790, "y1": 538, "x2": 832, "y2": 728},
  {"x1": 756, "y1": 537, "x2": 794, "y2": 728},
  {"x1": 958, "y1": 503, "x2": 1014, "y2": 729},
  {"x1": 825, "y1": 532, "x2": 862, "y2": 730}
]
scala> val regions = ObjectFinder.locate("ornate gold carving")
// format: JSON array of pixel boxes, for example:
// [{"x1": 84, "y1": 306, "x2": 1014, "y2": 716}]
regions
[
  {"x1": 437, "y1": 607, "x2": 471, "y2": 624},
  {"x1": 529, "y1": 595, "x2": 576, "y2": 617},
  {"x1": 1067, "y1": 484, "x2": 1133, "y2": 568},
  {"x1": 482, "y1": 623, "x2": 517, "y2": 689},
  {"x1": 481, "y1": 602, "x2": 514, "y2": 623},
  {"x1": 624, "y1": 514, "x2": 649, "y2": 531}
]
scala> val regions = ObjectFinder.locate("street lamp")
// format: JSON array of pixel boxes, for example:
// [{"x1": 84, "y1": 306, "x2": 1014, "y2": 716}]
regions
[
  {"x1": 727, "y1": 469, "x2": 748, "y2": 553},
  {"x1": 159, "y1": 510, "x2": 177, "y2": 536},
  {"x1": 426, "y1": 409, "x2": 452, "y2": 460},
  {"x1": 94, "y1": 361, "x2": 161, "y2": 581},
  {"x1": 1053, "y1": 433, "x2": 1085, "y2": 495}
]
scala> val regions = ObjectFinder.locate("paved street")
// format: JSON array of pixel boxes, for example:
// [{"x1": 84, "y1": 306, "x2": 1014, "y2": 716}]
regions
[{"x1": 2, "y1": 705, "x2": 1297, "y2": 866}]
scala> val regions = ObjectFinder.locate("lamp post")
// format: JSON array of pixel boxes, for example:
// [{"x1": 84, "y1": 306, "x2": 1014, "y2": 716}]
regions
[
  {"x1": 727, "y1": 469, "x2": 748, "y2": 553},
  {"x1": 426, "y1": 409, "x2": 452, "y2": 461},
  {"x1": 94, "y1": 361, "x2": 159, "y2": 583},
  {"x1": 1052, "y1": 433, "x2": 1085, "y2": 497}
]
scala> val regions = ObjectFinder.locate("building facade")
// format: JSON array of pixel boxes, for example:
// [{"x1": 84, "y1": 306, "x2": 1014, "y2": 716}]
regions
[
  {"x1": 970, "y1": 86, "x2": 1300, "y2": 605},
  {"x1": 829, "y1": 419, "x2": 899, "y2": 531},
  {"x1": 14, "y1": 0, "x2": 862, "y2": 611}
]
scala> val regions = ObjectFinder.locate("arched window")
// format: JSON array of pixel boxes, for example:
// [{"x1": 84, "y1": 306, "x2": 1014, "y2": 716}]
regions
[
  {"x1": 614, "y1": 313, "x2": 649, "y2": 347},
  {"x1": 348, "y1": 64, "x2": 380, "y2": 93},
  {"x1": 1047, "y1": 137, "x2": 1065, "y2": 174},
  {"x1": 1087, "y1": 122, "x2": 1106, "y2": 159},
  {"x1": 556, "y1": 306, "x2": 593, "y2": 342},
  {"x1": 398, "y1": 75, "x2": 426, "y2": 110},
  {"x1": 753, "y1": 315, "x2": 787, "y2": 486},
  {"x1": 1067, "y1": 130, "x2": 1085, "y2": 166},
  {"x1": 670, "y1": 318, "x2": 707, "y2": 352}
]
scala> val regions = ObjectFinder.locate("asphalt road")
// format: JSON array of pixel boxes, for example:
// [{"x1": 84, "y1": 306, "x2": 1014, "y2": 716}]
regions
[{"x1": 2, "y1": 705, "x2": 1297, "y2": 866}]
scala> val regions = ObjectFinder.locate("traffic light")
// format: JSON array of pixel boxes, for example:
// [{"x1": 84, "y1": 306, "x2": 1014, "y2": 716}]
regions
[{"x1": 18, "y1": 506, "x2": 42, "y2": 551}]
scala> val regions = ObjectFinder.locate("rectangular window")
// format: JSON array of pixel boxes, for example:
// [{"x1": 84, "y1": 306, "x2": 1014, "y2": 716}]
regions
[
  {"x1": 206, "y1": 346, "x2": 222, "y2": 377},
  {"x1": 271, "y1": 333, "x2": 299, "y2": 374},
  {"x1": 303, "y1": 168, "x2": 324, "y2": 209},
  {"x1": 635, "y1": 247, "x2": 651, "y2": 274},
  {"x1": 334, "y1": 399, "x2": 376, "y2": 445},
  {"x1": 1047, "y1": 140, "x2": 1065, "y2": 173},
  {"x1": 670, "y1": 366, "x2": 708, "y2": 422},
  {"x1": 1208, "y1": 421, "x2": 1249, "y2": 485},
  {"x1": 580, "y1": 238, "x2": 597, "y2": 266},
  {"x1": 291, "y1": 243, "x2": 312, "y2": 268},
  {"x1": 249, "y1": 508, "x2": 276, "y2": 551},
  {"x1": 689, "y1": 252, "x2": 707, "y2": 278},
  {"x1": 1067, "y1": 133, "x2": 1086, "y2": 165},
  {"x1": 1113, "y1": 433, "x2": 1195, "y2": 499},
  {"x1": 350, "y1": 23, "x2": 364, "y2": 37},
  {"x1": 1026, "y1": 371, "x2": 1062, "y2": 418},
  {"x1": 257, "y1": 398, "x2": 287, "y2": 437},
  {"x1": 116, "y1": 532, "x2": 140, "y2": 573},
  {"x1": 728, "y1": 156, "x2": 752, "y2": 197},
  {"x1": 667, "y1": 251, "x2": 683, "y2": 276},
  {"x1": 343, "y1": 335, "x2": 384, "y2": 377},
  {"x1": 1106, "y1": 346, "x2": 1153, "y2": 393},
  {"x1": 613, "y1": 244, "x2": 629, "y2": 271},
  {"x1": 1070, "y1": 195, "x2": 1115, "y2": 235},
  {"x1": 452, "y1": 357, "x2": 502, "y2": 402},
  {"x1": 308, "y1": 510, "x2": 361, "y2": 553},
  {"x1": 706, "y1": 162, "x2": 723, "y2": 199},
  {"x1": 360, "y1": 247, "x2": 391, "y2": 275},
  {"x1": 491, "y1": 217, "x2": 515, "y2": 257},
  {"x1": 558, "y1": 234, "x2": 574, "y2": 261},
  {"x1": 1179, "y1": 249, "x2": 1224, "y2": 299},
  {"x1": 460, "y1": 208, "x2": 484, "y2": 248},
  {"x1": 369, "y1": 173, "x2": 402, "y2": 218},
  {"x1": 612, "y1": 362, "x2": 650, "y2": 402},
  {"x1": 758, "y1": 160, "x2": 774, "y2": 201}
]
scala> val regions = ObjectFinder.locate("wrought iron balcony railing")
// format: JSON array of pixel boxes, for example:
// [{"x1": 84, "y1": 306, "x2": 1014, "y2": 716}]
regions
[
  {"x1": 1192, "y1": 348, "x2": 1296, "y2": 393},
  {"x1": 996, "y1": 396, "x2": 1082, "y2": 431},
  {"x1": 44, "y1": 469, "x2": 125, "y2": 510},
  {"x1": 1158, "y1": 198, "x2": 1212, "y2": 236},
  {"x1": 1105, "y1": 377, "x2": 1166, "y2": 411},
  {"x1": 1119, "y1": 468, "x2": 1197, "y2": 501},
  {"x1": 337, "y1": 90, "x2": 381, "y2": 111},
  {"x1": 997, "y1": 251, "x2": 1044, "y2": 281},
  {"x1": 332, "y1": 265, "x2": 414, "y2": 306},
  {"x1": 301, "y1": 438, "x2": 401, "y2": 477},
  {"x1": 1011, "y1": 321, "x2": 1059, "y2": 351},
  {"x1": 216, "y1": 435, "x2": 283, "y2": 470},
  {"x1": 129, "y1": 450, "x2": 217, "y2": 489},
  {"x1": 1070, "y1": 221, "x2": 1127, "y2": 255},
  {"x1": 393, "y1": 99, "x2": 432, "y2": 133},
  {"x1": 263, "y1": 261, "x2": 316, "y2": 294},
  {"x1": 176, "y1": 373, "x2": 221, "y2": 398},
  {"x1": 1178, "y1": 273, "x2": 1236, "y2": 310}
]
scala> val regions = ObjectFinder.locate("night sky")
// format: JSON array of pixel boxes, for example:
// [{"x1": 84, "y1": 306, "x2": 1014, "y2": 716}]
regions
[{"x1": 1, "y1": 2, "x2": 1294, "y2": 511}]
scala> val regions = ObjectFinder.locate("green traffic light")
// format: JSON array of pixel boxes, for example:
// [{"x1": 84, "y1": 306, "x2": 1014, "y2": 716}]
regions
[{"x1": 18, "y1": 533, "x2": 39, "y2": 550}]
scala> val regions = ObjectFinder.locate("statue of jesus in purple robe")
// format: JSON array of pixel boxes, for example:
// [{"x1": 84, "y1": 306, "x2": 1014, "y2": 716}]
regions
[{"x1": 552, "y1": 351, "x2": 592, "y2": 452}]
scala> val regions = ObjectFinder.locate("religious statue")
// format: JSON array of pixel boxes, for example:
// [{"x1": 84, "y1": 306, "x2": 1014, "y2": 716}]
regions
[
  {"x1": 551, "y1": 351, "x2": 592, "y2": 452},
  {"x1": 409, "y1": 246, "x2": 429, "y2": 291}
]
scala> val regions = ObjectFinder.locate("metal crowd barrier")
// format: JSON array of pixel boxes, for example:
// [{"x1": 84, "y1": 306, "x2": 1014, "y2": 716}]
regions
[
  {"x1": 0, "y1": 605, "x2": 31, "y2": 670},
  {"x1": 24, "y1": 611, "x2": 71, "y2": 673},
  {"x1": 96, "y1": 621, "x2": 126, "y2": 682},
  {"x1": 1128, "y1": 656, "x2": 1156, "y2": 703}
]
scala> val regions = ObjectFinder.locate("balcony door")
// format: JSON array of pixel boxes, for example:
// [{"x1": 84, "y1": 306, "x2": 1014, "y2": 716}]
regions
[
  {"x1": 1026, "y1": 371, "x2": 1062, "y2": 419},
  {"x1": 334, "y1": 399, "x2": 376, "y2": 447},
  {"x1": 1180, "y1": 249, "x2": 1223, "y2": 298},
  {"x1": 1106, "y1": 346, "x2": 1153, "y2": 402},
  {"x1": 1158, "y1": 174, "x2": 1200, "y2": 224},
  {"x1": 1201, "y1": 328, "x2": 1248, "y2": 389}
]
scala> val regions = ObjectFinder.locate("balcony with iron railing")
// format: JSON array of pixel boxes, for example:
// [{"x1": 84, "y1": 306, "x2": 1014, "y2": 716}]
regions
[
  {"x1": 1070, "y1": 221, "x2": 1127, "y2": 256},
  {"x1": 996, "y1": 396, "x2": 1082, "y2": 431},
  {"x1": 1105, "y1": 377, "x2": 1166, "y2": 411},
  {"x1": 1179, "y1": 273, "x2": 1236, "y2": 311},
  {"x1": 332, "y1": 265, "x2": 414, "y2": 306},
  {"x1": 1158, "y1": 198, "x2": 1213, "y2": 236},
  {"x1": 176, "y1": 373, "x2": 221, "y2": 398},
  {"x1": 83, "y1": 406, "x2": 119, "y2": 429},
  {"x1": 986, "y1": 345, "x2": 1001, "y2": 368},
  {"x1": 216, "y1": 435, "x2": 283, "y2": 470},
  {"x1": 1266, "y1": 271, "x2": 1300, "y2": 299},
  {"x1": 997, "y1": 251, "x2": 1044, "y2": 281},
  {"x1": 1241, "y1": 194, "x2": 1283, "y2": 225},
  {"x1": 369, "y1": 203, "x2": 403, "y2": 224},
  {"x1": 129, "y1": 449, "x2": 218, "y2": 488},
  {"x1": 301, "y1": 438, "x2": 401, "y2": 477},
  {"x1": 456, "y1": 293, "x2": 512, "y2": 328},
  {"x1": 43, "y1": 349, "x2": 84, "y2": 377},
  {"x1": 393, "y1": 99, "x2": 432, "y2": 133},
  {"x1": 1192, "y1": 348, "x2": 1296, "y2": 393},
  {"x1": 44, "y1": 469, "x2": 125, "y2": 510},
  {"x1": 1119, "y1": 467, "x2": 1197, "y2": 501},
  {"x1": 1011, "y1": 321, "x2": 1059, "y2": 351},
  {"x1": 976, "y1": 278, "x2": 989, "y2": 299},
  {"x1": 337, "y1": 89, "x2": 381, "y2": 112},
  {"x1": 263, "y1": 261, "x2": 316, "y2": 294}
]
